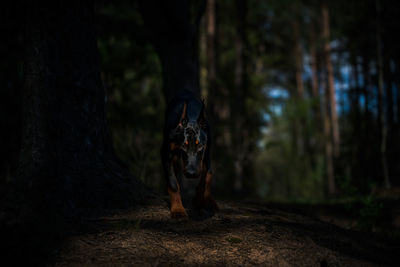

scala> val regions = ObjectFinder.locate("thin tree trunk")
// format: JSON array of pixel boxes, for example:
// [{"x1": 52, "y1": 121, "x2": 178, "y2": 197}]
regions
[
  {"x1": 206, "y1": 0, "x2": 227, "y2": 173},
  {"x1": 349, "y1": 54, "x2": 364, "y2": 187},
  {"x1": 362, "y1": 54, "x2": 371, "y2": 120},
  {"x1": 396, "y1": 59, "x2": 400, "y2": 124},
  {"x1": 375, "y1": 0, "x2": 390, "y2": 188},
  {"x1": 232, "y1": 0, "x2": 247, "y2": 194},
  {"x1": 139, "y1": 0, "x2": 205, "y2": 102},
  {"x1": 351, "y1": 55, "x2": 361, "y2": 120},
  {"x1": 206, "y1": 0, "x2": 218, "y2": 130},
  {"x1": 205, "y1": 0, "x2": 231, "y2": 151},
  {"x1": 207, "y1": 0, "x2": 217, "y2": 99},
  {"x1": 383, "y1": 49, "x2": 394, "y2": 129},
  {"x1": 292, "y1": 20, "x2": 305, "y2": 156},
  {"x1": 19, "y1": 1, "x2": 145, "y2": 217},
  {"x1": 0, "y1": 5, "x2": 23, "y2": 183},
  {"x1": 309, "y1": 20, "x2": 325, "y2": 169},
  {"x1": 361, "y1": 53, "x2": 372, "y2": 183},
  {"x1": 321, "y1": 72, "x2": 335, "y2": 196},
  {"x1": 324, "y1": 113, "x2": 335, "y2": 196},
  {"x1": 321, "y1": 1, "x2": 340, "y2": 157},
  {"x1": 309, "y1": 21, "x2": 321, "y2": 126},
  {"x1": 293, "y1": 21, "x2": 304, "y2": 99}
]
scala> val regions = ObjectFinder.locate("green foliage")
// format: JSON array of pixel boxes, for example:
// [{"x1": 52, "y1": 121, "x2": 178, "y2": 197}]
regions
[
  {"x1": 357, "y1": 194, "x2": 383, "y2": 232},
  {"x1": 338, "y1": 173, "x2": 359, "y2": 203},
  {"x1": 255, "y1": 98, "x2": 325, "y2": 201},
  {"x1": 94, "y1": 0, "x2": 400, "y2": 203},
  {"x1": 97, "y1": 2, "x2": 165, "y2": 192}
]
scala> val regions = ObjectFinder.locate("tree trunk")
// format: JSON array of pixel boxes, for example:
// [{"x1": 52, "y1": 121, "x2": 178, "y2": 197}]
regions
[
  {"x1": 396, "y1": 59, "x2": 400, "y2": 125},
  {"x1": 19, "y1": 1, "x2": 145, "y2": 217},
  {"x1": 205, "y1": 0, "x2": 223, "y2": 165},
  {"x1": 375, "y1": 0, "x2": 390, "y2": 188},
  {"x1": 292, "y1": 20, "x2": 306, "y2": 156},
  {"x1": 0, "y1": 4, "x2": 23, "y2": 183},
  {"x1": 309, "y1": 21, "x2": 321, "y2": 127},
  {"x1": 308, "y1": 20, "x2": 324, "y2": 169},
  {"x1": 350, "y1": 55, "x2": 361, "y2": 120},
  {"x1": 362, "y1": 54, "x2": 371, "y2": 120},
  {"x1": 232, "y1": 0, "x2": 248, "y2": 195},
  {"x1": 207, "y1": 0, "x2": 217, "y2": 101},
  {"x1": 206, "y1": 0, "x2": 219, "y2": 136},
  {"x1": 384, "y1": 56, "x2": 394, "y2": 129},
  {"x1": 360, "y1": 53, "x2": 373, "y2": 189},
  {"x1": 321, "y1": 1, "x2": 340, "y2": 157},
  {"x1": 206, "y1": 0, "x2": 231, "y2": 149},
  {"x1": 321, "y1": 72, "x2": 335, "y2": 196},
  {"x1": 139, "y1": 0, "x2": 205, "y2": 102},
  {"x1": 293, "y1": 21, "x2": 304, "y2": 99}
]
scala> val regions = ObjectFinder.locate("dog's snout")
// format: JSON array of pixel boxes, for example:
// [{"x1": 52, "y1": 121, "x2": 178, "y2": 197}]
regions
[{"x1": 185, "y1": 166, "x2": 199, "y2": 178}]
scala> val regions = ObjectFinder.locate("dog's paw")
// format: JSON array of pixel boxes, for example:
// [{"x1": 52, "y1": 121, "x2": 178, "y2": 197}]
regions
[
  {"x1": 203, "y1": 196, "x2": 219, "y2": 212},
  {"x1": 170, "y1": 207, "x2": 188, "y2": 218},
  {"x1": 193, "y1": 195, "x2": 219, "y2": 212}
]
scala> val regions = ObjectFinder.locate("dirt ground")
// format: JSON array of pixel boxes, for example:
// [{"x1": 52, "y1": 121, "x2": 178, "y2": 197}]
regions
[{"x1": 51, "y1": 200, "x2": 398, "y2": 267}]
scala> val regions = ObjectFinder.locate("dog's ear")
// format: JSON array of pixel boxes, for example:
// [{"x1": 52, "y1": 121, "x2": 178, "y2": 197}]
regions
[
  {"x1": 201, "y1": 99, "x2": 207, "y2": 118},
  {"x1": 198, "y1": 99, "x2": 207, "y2": 129},
  {"x1": 180, "y1": 101, "x2": 187, "y2": 123}
]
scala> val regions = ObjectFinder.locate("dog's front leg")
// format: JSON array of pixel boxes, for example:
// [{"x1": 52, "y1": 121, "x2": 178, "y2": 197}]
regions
[
  {"x1": 203, "y1": 170, "x2": 219, "y2": 211},
  {"x1": 162, "y1": 146, "x2": 187, "y2": 218},
  {"x1": 194, "y1": 169, "x2": 218, "y2": 212}
]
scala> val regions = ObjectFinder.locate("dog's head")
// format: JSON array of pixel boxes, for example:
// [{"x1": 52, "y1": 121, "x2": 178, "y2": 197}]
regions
[{"x1": 170, "y1": 101, "x2": 207, "y2": 178}]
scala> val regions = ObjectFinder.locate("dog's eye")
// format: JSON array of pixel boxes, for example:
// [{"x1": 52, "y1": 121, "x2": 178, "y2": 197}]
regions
[
  {"x1": 184, "y1": 140, "x2": 189, "y2": 145},
  {"x1": 195, "y1": 140, "x2": 199, "y2": 145}
]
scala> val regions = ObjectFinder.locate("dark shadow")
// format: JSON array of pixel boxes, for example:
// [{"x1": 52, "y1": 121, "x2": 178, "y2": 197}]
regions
[
  {"x1": 0, "y1": 195, "x2": 155, "y2": 266},
  {"x1": 3, "y1": 200, "x2": 397, "y2": 266},
  {"x1": 132, "y1": 203, "x2": 398, "y2": 266}
]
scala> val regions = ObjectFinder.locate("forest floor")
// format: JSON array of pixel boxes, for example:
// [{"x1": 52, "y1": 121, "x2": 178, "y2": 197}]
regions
[{"x1": 47, "y1": 199, "x2": 399, "y2": 267}]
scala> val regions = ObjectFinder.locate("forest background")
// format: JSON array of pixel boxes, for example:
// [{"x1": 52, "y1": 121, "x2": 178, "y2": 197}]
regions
[{"x1": 1, "y1": 0, "x2": 400, "y2": 225}]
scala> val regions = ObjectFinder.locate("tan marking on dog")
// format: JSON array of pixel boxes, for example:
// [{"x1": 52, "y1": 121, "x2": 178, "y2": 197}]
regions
[
  {"x1": 204, "y1": 171, "x2": 212, "y2": 199},
  {"x1": 168, "y1": 187, "x2": 187, "y2": 218},
  {"x1": 170, "y1": 142, "x2": 179, "y2": 151},
  {"x1": 180, "y1": 101, "x2": 187, "y2": 121}
]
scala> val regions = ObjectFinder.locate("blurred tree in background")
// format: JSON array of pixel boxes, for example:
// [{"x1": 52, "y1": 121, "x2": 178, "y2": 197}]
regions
[
  {"x1": 96, "y1": 0, "x2": 165, "y2": 192},
  {"x1": 1, "y1": 0, "x2": 400, "y2": 204}
]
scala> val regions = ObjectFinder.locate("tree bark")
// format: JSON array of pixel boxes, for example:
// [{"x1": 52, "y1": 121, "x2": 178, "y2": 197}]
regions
[
  {"x1": 207, "y1": 0, "x2": 217, "y2": 99},
  {"x1": 293, "y1": 21, "x2": 304, "y2": 99},
  {"x1": 292, "y1": 19, "x2": 306, "y2": 156},
  {"x1": 350, "y1": 55, "x2": 361, "y2": 120},
  {"x1": 232, "y1": 0, "x2": 248, "y2": 195},
  {"x1": 18, "y1": 1, "x2": 145, "y2": 217},
  {"x1": 308, "y1": 20, "x2": 324, "y2": 167},
  {"x1": 207, "y1": 0, "x2": 231, "y2": 148},
  {"x1": 309, "y1": 21, "x2": 321, "y2": 124},
  {"x1": 206, "y1": 0, "x2": 219, "y2": 133},
  {"x1": 0, "y1": 3, "x2": 23, "y2": 183},
  {"x1": 384, "y1": 61, "x2": 394, "y2": 129},
  {"x1": 321, "y1": 72, "x2": 335, "y2": 196},
  {"x1": 205, "y1": 0, "x2": 223, "y2": 162},
  {"x1": 396, "y1": 59, "x2": 400, "y2": 125},
  {"x1": 361, "y1": 53, "x2": 372, "y2": 185},
  {"x1": 375, "y1": 0, "x2": 390, "y2": 188},
  {"x1": 362, "y1": 54, "x2": 371, "y2": 119},
  {"x1": 139, "y1": 0, "x2": 205, "y2": 103},
  {"x1": 321, "y1": 1, "x2": 340, "y2": 157}
]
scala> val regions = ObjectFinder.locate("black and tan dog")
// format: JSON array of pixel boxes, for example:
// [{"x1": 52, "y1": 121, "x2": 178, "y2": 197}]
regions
[{"x1": 161, "y1": 90, "x2": 218, "y2": 218}]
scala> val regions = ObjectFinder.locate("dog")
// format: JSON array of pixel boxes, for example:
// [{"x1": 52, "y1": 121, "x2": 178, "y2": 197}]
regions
[{"x1": 161, "y1": 90, "x2": 218, "y2": 218}]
